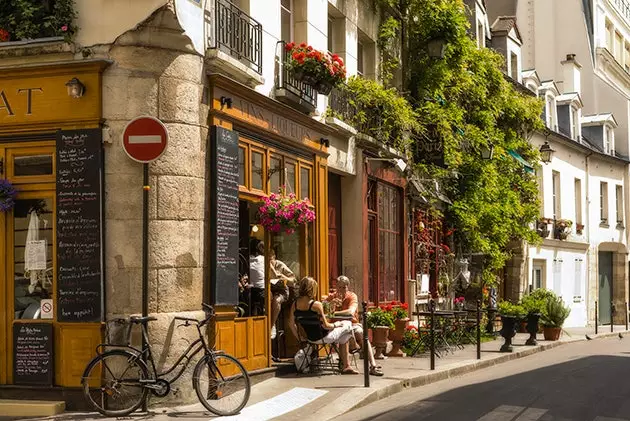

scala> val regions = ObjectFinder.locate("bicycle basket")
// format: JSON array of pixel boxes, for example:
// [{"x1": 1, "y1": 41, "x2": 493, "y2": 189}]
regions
[{"x1": 105, "y1": 318, "x2": 132, "y2": 346}]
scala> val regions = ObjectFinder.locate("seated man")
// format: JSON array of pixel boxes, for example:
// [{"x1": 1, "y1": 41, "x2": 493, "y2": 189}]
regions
[
  {"x1": 325, "y1": 276, "x2": 383, "y2": 376},
  {"x1": 269, "y1": 249, "x2": 296, "y2": 341}
]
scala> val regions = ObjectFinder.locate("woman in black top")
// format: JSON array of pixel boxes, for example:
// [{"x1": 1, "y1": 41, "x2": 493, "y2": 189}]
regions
[{"x1": 289, "y1": 277, "x2": 358, "y2": 374}]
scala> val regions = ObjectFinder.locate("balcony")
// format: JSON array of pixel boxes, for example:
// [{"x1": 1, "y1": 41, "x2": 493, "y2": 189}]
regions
[
  {"x1": 612, "y1": 0, "x2": 630, "y2": 22},
  {"x1": 206, "y1": 0, "x2": 263, "y2": 86},
  {"x1": 325, "y1": 85, "x2": 357, "y2": 134},
  {"x1": 274, "y1": 41, "x2": 317, "y2": 114}
]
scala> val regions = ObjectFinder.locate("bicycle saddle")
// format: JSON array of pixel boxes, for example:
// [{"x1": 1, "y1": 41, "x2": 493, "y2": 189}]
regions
[{"x1": 129, "y1": 316, "x2": 157, "y2": 324}]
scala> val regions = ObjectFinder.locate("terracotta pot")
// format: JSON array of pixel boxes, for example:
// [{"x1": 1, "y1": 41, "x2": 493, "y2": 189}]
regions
[
  {"x1": 388, "y1": 318, "x2": 409, "y2": 357},
  {"x1": 543, "y1": 326, "x2": 562, "y2": 341},
  {"x1": 370, "y1": 326, "x2": 390, "y2": 359}
]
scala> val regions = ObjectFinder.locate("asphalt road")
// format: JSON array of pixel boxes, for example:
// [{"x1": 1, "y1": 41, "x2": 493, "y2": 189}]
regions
[{"x1": 337, "y1": 336, "x2": 630, "y2": 421}]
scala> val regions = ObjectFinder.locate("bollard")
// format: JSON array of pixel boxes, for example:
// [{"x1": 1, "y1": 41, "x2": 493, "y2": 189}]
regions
[
  {"x1": 595, "y1": 301, "x2": 598, "y2": 335},
  {"x1": 362, "y1": 301, "x2": 369, "y2": 388},
  {"x1": 626, "y1": 302, "x2": 628, "y2": 331},
  {"x1": 612, "y1": 301, "x2": 615, "y2": 333},
  {"x1": 476, "y1": 300, "x2": 481, "y2": 360},
  {"x1": 430, "y1": 299, "x2": 436, "y2": 370}
]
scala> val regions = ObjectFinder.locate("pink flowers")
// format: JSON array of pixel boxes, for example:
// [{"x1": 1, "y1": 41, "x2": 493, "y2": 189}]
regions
[
  {"x1": 61, "y1": 25, "x2": 68, "y2": 32},
  {"x1": 454, "y1": 296, "x2": 465, "y2": 305},
  {"x1": 258, "y1": 188, "x2": 316, "y2": 234}
]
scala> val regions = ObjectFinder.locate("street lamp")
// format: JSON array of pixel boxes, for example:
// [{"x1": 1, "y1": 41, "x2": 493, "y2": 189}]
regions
[
  {"x1": 427, "y1": 38, "x2": 447, "y2": 59},
  {"x1": 480, "y1": 144, "x2": 494, "y2": 160},
  {"x1": 65, "y1": 77, "x2": 86, "y2": 98},
  {"x1": 539, "y1": 141, "x2": 555, "y2": 164}
]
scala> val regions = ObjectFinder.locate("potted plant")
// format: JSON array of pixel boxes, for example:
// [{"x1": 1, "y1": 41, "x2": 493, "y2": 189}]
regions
[
  {"x1": 554, "y1": 219, "x2": 572, "y2": 240},
  {"x1": 285, "y1": 42, "x2": 346, "y2": 94},
  {"x1": 366, "y1": 307, "x2": 394, "y2": 359},
  {"x1": 258, "y1": 188, "x2": 316, "y2": 234},
  {"x1": 520, "y1": 293, "x2": 546, "y2": 345},
  {"x1": 536, "y1": 218, "x2": 551, "y2": 238},
  {"x1": 497, "y1": 301, "x2": 526, "y2": 352},
  {"x1": 386, "y1": 302, "x2": 410, "y2": 357},
  {"x1": 453, "y1": 296, "x2": 465, "y2": 311},
  {"x1": 576, "y1": 223, "x2": 584, "y2": 235},
  {"x1": 541, "y1": 295, "x2": 571, "y2": 340}
]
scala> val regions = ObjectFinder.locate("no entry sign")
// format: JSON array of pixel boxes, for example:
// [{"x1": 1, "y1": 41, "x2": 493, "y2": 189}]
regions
[{"x1": 122, "y1": 116, "x2": 169, "y2": 163}]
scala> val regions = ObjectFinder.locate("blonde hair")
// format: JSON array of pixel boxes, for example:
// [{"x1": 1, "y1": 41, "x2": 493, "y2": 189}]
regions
[
  {"x1": 336, "y1": 276, "x2": 350, "y2": 287},
  {"x1": 298, "y1": 277, "x2": 318, "y2": 299}
]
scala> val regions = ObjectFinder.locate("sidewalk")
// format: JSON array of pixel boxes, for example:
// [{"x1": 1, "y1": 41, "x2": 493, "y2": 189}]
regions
[{"x1": 24, "y1": 325, "x2": 628, "y2": 421}]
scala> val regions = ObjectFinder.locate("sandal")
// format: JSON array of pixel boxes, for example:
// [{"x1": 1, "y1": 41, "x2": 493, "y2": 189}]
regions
[
  {"x1": 349, "y1": 337, "x2": 361, "y2": 354},
  {"x1": 369, "y1": 366, "x2": 384, "y2": 376},
  {"x1": 341, "y1": 368, "x2": 359, "y2": 375}
]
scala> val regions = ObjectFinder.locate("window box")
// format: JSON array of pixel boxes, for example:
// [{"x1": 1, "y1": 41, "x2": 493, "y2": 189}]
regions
[{"x1": 0, "y1": 0, "x2": 77, "y2": 44}]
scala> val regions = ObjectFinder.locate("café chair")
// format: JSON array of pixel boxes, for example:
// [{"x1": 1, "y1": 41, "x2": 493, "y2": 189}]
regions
[{"x1": 294, "y1": 313, "x2": 341, "y2": 374}]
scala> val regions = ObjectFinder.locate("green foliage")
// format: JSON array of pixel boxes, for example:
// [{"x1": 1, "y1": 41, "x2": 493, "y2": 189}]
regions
[
  {"x1": 541, "y1": 296, "x2": 571, "y2": 328},
  {"x1": 366, "y1": 307, "x2": 395, "y2": 329},
  {"x1": 520, "y1": 294, "x2": 546, "y2": 315},
  {"x1": 497, "y1": 300, "x2": 526, "y2": 319},
  {"x1": 343, "y1": 76, "x2": 419, "y2": 151},
  {"x1": 374, "y1": 0, "x2": 543, "y2": 273},
  {"x1": 0, "y1": 0, "x2": 78, "y2": 42},
  {"x1": 377, "y1": 16, "x2": 400, "y2": 83}
]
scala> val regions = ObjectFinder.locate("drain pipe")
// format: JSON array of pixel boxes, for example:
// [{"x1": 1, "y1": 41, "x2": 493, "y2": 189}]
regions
[{"x1": 585, "y1": 150, "x2": 593, "y2": 326}]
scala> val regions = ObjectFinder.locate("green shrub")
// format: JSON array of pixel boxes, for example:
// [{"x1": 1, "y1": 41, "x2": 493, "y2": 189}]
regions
[
  {"x1": 521, "y1": 294, "x2": 546, "y2": 315},
  {"x1": 366, "y1": 307, "x2": 395, "y2": 329},
  {"x1": 541, "y1": 296, "x2": 571, "y2": 328},
  {"x1": 497, "y1": 300, "x2": 526, "y2": 319}
]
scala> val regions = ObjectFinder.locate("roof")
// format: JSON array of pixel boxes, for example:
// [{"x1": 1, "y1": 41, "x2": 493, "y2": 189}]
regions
[
  {"x1": 539, "y1": 80, "x2": 561, "y2": 96},
  {"x1": 556, "y1": 92, "x2": 584, "y2": 108},
  {"x1": 490, "y1": 16, "x2": 522, "y2": 43},
  {"x1": 581, "y1": 113, "x2": 618, "y2": 127}
]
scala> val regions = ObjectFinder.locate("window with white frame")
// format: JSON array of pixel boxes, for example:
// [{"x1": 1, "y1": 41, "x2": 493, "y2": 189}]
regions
[
  {"x1": 552, "y1": 171, "x2": 561, "y2": 220},
  {"x1": 510, "y1": 52, "x2": 518, "y2": 80},
  {"x1": 477, "y1": 21, "x2": 484, "y2": 48},
  {"x1": 545, "y1": 93, "x2": 556, "y2": 130},
  {"x1": 328, "y1": 16, "x2": 334, "y2": 53},
  {"x1": 357, "y1": 40, "x2": 364, "y2": 77},
  {"x1": 625, "y1": 42, "x2": 630, "y2": 72},
  {"x1": 604, "y1": 125, "x2": 614, "y2": 154},
  {"x1": 531, "y1": 260, "x2": 545, "y2": 292},
  {"x1": 606, "y1": 20, "x2": 614, "y2": 53},
  {"x1": 616, "y1": 31, "x2": 624, "y2": 63},
  {"x1": 571, "y1": 106, "x2": 580, "y2": 140},
  {"x1": 281, "y1": 0, "x2": 293, "y2": 42},
  {"x1": 616, "y1": 185, "x2": 624, "y2": 225},
  {"x1": 575, "y1": 178, "x2": 582, "y2": 225},
  {"x1": 601, "y1": 181, "x2": 609, "y2": 224}
]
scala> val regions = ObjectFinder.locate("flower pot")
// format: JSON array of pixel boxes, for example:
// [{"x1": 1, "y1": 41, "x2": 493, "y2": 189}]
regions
[
  {"x1": 292, "y1": 69, "x2": 318, "y2": 85},
  {"x1": 499, "y1": 316, "x2": 518, "y2": 352},
  {"x1": 371, "y1": 326, "x2": 390, "y2": 359},
  {"x1": 543, "y1": 326, "x2": 562, "y2": 341},
  {"x1": 388, "y1": 318, "x2": 409, "y2": 357},
  {"x1": 525, "y1": 313, "x2": 541, "y2": 345},
  {"x1": 314, "y1": 80, "x2": 334, "y2": 95}
]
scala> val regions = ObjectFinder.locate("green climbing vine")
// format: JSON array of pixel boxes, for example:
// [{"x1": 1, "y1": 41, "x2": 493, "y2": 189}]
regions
[
  {"x1": 0, "y1": 0, "x2": 78, "y2": 42},
  {"x1": 373, "y1": 0, "x2": 544, "y2": 277}
]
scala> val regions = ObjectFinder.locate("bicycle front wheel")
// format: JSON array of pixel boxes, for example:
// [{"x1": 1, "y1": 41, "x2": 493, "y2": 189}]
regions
[
  {"x1": 82, "y1": 350, "x2": 149, "y2": 417},
  {"x1": 193, "y1": 353, "x2": 251, "y2": 416}
]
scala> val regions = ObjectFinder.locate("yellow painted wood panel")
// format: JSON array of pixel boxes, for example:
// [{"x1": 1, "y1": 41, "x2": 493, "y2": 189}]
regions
[
  {"x1": 234, "y1": 319, "x2": 248, "y2": 361},
  {"x1": 57, "y1": 324, "x2": 102, "y2": 386}
]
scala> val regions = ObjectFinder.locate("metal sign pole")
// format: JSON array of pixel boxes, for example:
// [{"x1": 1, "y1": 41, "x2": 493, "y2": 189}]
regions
[
  {"x1": 141, "y1": 163, "x2": 149, "y2": 413},
  {"x1": 362, "y1": 301, "x2": 369, "y2": 388}
]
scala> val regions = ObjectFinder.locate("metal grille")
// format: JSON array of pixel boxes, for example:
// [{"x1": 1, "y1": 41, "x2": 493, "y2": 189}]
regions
[
  {"x1": 328, "y1": 84, "x2": 356, "y2": 124},
  {"x1": 613, "y1": 0, "x2": 630, "y2": 21},
  {"x1": 207, "y1": 0, "x2": 263, "y2": 75},
  {"x1": 275, "y1": 41, "x2": 317, "y2": 108}
]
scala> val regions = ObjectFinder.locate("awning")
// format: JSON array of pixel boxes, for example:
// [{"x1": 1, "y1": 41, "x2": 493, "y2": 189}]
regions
[{"x1": 507, "y1": 149, "x2": 535, "y2": 174}]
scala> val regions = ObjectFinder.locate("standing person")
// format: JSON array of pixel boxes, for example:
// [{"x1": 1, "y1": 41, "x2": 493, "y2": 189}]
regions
[
  {"x1": 288, "y1": 277, "x2": 358, "y2": 375},
  {"x1": 325, "y1": 276, "x2": 384, "y2": 376},
  {"x1": 248, "y1": 239, "x2": 265, "y2": 316},
  {"x1": 269, "y1": 249, "x2": 296, "y2": 341}
]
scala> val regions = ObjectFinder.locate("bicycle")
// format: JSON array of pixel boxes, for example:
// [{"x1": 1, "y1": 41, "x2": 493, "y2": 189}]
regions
[{"x1": 81, "y1": 303, "x2": 251, "y2": 417}]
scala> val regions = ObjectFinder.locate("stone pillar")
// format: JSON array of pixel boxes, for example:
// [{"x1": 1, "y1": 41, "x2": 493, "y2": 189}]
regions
[
  {"x1": 341, "y1": 147, "x2": 365, "y2": 299},
  {"x1": 612, "y1": 250, "x2": 628, "y2": 325}
]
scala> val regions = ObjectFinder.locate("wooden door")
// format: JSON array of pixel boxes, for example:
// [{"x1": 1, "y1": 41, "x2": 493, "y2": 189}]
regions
[{"x1": 599, "y1": 251, "x2": 613, "y2": 325}]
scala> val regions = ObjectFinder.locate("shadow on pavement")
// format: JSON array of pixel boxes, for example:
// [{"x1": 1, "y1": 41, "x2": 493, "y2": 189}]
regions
[{"x1": 357, "y1": 354, "x2": 630, "y2": 421}]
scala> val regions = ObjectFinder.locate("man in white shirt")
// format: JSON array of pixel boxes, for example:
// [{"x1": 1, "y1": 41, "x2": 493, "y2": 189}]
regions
[{"x1": 248, "y1": 239, "x2": 266, "y2": 316}]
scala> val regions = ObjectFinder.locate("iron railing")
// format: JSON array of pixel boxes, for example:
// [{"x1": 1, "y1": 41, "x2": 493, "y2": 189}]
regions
[
  {"x1": 328, "y1": 84, "x2": 355, "y2": 124},
  {"x1": 207, "y1": 0, "x2": 263, "y2": 75},
  {"x1": 613, "y1": 0, "x2": 630, "y2": 21},
  {"x1": 275, "y1": 41, "x2": 317, "y2": 110}
]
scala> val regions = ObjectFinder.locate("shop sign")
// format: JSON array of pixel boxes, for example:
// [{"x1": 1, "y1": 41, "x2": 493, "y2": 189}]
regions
[{"x1": 40, "y1": 299, "x2": 54, "y2": 320}]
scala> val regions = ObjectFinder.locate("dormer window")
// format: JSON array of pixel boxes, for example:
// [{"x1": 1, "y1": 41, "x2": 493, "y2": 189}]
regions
[
  {"x1": 555, "y1": 92, "x2": 583, "y2": 139},
  {"x1": 545, "y1": 93, "x2": 556, "y2": 130},
  {"x1": 604, "y1": 125, "x2": 615, "y2": 154},
  {"x1": 571, "y1": 106, "x2": 580, "y2": 140},
  {"x1": 538, "y1": 81, "x2": 560, "y2": 132},
  {"x1": 581, "y1": 113, "x2": 618, "y2": 155}
]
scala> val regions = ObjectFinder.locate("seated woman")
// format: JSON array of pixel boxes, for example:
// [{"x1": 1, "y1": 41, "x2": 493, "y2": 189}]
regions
[{"x1": 288, "y1": 277, "x2": 358, "y2": 375}]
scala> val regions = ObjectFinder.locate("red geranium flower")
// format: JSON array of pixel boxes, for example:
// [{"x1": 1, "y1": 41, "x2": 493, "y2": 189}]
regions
[
  {"x1": 402, "y1": 303, "x2": 409, "y2": 310},
  {"x1": 299, "y1": 42, "x2": 307, "y2": 48},
  {"x1": 0, "y1": 29, "x2": 9, "y2": 42},
  {"x1": 385, "y1": 305, "x2": 393, "y2": 312}
]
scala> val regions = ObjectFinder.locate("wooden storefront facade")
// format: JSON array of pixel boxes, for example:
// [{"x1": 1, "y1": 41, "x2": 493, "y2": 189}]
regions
[
  {"x1": 0, "y1": 61, "x2": 107, "y2": 389},
  {"x1": 206, "y1": 75, "x2": 333, "y2": 369}
]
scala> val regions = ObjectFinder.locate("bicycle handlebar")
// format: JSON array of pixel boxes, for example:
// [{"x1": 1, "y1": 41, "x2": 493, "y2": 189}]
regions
[{"x1": 173, "y1": 303, "x2": 215, "y2": 328}]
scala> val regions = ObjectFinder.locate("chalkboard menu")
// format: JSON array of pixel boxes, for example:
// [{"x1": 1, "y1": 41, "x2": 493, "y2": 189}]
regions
[
  {"x1": 56, "y1": 129, "x2": 103, "y2": 322},
  {"x1": 210, "y1": 126, "x2": 240, "y2": 305},
  {"x1": 13, "y1": 323, "x2": 54, "y2": 385}
]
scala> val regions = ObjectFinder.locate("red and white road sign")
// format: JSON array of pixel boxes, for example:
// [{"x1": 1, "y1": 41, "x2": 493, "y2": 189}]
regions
[{"x1": 122, "y1": 116, "x2": 169, "y2": 163}]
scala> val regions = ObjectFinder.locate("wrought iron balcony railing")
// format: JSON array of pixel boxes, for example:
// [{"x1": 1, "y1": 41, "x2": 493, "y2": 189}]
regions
[
  {"x1": 206, "y1": 0, "x2": 263, "y2": 75},
  {"x1": 328, "y1": 84, "x2": 356, "y2": 124},
  {"x1": 612, "y1": 0, "x2": 630, "y2": 22},
  {"x1": 274, "y1": 41, "x2": 317, "y2": 113}
]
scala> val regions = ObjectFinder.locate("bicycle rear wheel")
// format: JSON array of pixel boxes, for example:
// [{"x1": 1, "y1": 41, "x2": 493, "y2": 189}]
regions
[
  {"x1": 193, "y1": 353, "x2": 251, "y2": 416},
  {"x1": 82, "y1": 350, "x2": 149, "y2": 417}
]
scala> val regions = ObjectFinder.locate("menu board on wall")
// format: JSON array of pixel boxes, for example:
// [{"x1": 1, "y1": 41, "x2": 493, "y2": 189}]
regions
[
  {"x1": 210, "y1": 126, "x2": 240, "y2": 306},
  {"x1": 56, "y1": 129, "x2": 103, "y2": 322},
  {"x1": 13, "y1": 323, "x2": 54, "y2": 385}
]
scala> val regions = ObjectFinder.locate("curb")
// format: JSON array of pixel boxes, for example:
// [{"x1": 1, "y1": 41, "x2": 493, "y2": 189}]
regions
[{"x1": 340, "y1": 330, "x2": 628, "y2": 417}]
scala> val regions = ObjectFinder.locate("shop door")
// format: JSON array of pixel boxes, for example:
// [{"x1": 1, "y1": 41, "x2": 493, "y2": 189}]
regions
[
  {"x1": 598, "y1": 251, "x2": 613, "y2": 325},
  {"x1": 0, "y1": 143, "x2": 56, "y2": 385}
]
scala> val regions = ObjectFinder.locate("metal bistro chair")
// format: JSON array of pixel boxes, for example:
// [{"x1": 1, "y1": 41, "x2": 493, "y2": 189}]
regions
[{"x1": 295, "y1": 313, "x2": 341, "y2": 374}]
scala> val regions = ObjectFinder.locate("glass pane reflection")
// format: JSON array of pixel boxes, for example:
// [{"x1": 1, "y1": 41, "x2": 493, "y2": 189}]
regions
[{"x1": 14, "y1": 154, "x2": 53, "y2": 176}]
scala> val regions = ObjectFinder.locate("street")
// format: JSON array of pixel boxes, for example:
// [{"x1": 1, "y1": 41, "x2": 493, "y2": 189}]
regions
[{"x1": 337, "y1": 337, "x2": 630, "y2": 421}]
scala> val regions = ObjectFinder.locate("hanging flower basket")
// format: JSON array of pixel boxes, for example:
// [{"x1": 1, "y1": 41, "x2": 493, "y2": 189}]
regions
[
  {"x1": 285, "y1": 42, "x2": 346, "y2": 94},
  {"x1": 258, "y1": 189, "x2": 316, "y2": 234},
  {"x1": 0, "y1": 179, "x2": 18, "y2": 212}
]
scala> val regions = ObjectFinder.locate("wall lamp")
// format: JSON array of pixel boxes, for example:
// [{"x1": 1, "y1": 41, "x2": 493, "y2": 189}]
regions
[
  {"x1": 427, "y1": 38, "x2": 447, "y2": 59},
  {"x1": 320, "y1": 137, "x2": 330, "y2": 147},
  {"x1": 481, "y1": 144, "x2": 494, "y2": 160},
  {"x1": 539, "y1": 141, "x2": 555, "y2": 164},
  {"x1": 65, "y1": 77, "x2": 86, "y2": 98},
  {"x1": 220, "y1": 96, "x2": 233, "y2": 109},
  {"x1": 365, "y1": 157, "x2": 407, "y2": 173}
]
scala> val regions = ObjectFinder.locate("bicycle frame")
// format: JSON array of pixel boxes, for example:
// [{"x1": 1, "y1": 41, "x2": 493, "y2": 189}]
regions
[{"x1": 96, "y1": 317, "x2": 214, "y2": 384}]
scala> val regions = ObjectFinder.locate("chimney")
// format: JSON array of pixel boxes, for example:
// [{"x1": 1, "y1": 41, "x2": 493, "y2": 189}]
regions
[{"x1": 561, "y1": 53, "x2": 582, "y2": 94}]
